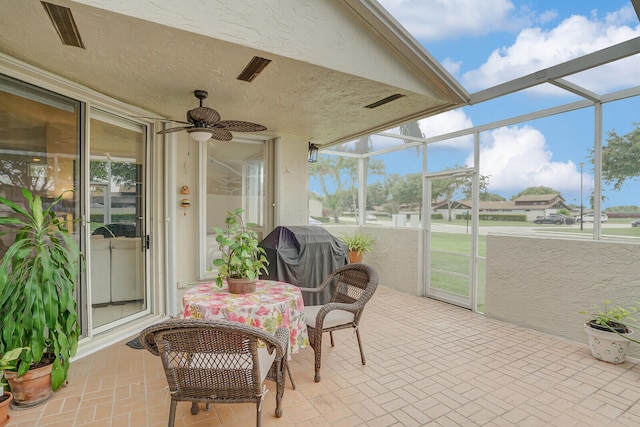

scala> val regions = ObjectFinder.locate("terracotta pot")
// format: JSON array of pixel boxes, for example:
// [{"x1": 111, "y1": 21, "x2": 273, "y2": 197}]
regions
[
  {"x1": 348, "y1": 251, "x2": 363, "y2": 263},
  {"x1": 0, "y1": 392, "x2": 11, "y2": 426},
  {"x1": 227, "y1": 278, "x2": 257, "y2": 294},
  {"x1": 4, "y1": 358, "x2": 54, "y2": 409}
]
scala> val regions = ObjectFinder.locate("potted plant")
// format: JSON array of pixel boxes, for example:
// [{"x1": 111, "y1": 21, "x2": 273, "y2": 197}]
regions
[
  {"x1": 0, "y1": 189, "x2": 82, "y2": 408},
  {"x1": 340, "y1": 231, "x2": 375, "y2": 263},
  {"x1": 211, "y1": 208, "x2": 268, "y2": 294},
  {"x1": 580, "y1": 300, "x2": 640, "y2": 363},
  {"x1": 0, "y1": 347, "x2": 28, "y2": 424}
]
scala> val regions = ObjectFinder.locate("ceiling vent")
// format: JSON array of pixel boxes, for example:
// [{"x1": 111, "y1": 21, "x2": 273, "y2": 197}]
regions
[
  {"x1": 237, "y1": 56, "x2": 272, "y2": 82},
  {"x1": 41, "y1": 2, "x2": 85, "y2": 49},
  {"x1": 364, "y1": 94, "x2": 405, "y2": 109}
]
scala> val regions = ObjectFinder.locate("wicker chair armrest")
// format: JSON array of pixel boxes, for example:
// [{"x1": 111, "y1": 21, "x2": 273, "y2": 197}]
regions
[
  {"x1": 259, "y1": 326, "x2": 288, "y2": 360},
  {"x1": 297, "y1": 272, "x2": 336, "y2": 294}
]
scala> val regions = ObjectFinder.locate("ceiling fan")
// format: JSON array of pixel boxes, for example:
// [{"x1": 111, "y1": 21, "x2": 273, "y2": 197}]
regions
[{"x1": 157, "y1": 90, "x2": 266, "y2": 141}]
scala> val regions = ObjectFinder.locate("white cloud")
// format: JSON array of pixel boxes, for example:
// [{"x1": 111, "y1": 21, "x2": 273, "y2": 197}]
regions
[
  {"x1": 462, "y1": 9, "x2": 640, "y2": 92},
  {"x1": 469, "y1": 125, "x2": 588, "y2": 194},
  {"x1": 378, "y1": 0, "x2": 517, "y2": 41},
  {"x1": 418, "y1": 109, "x2": 474, "y2": 149},
  {"x1": 440, "y1": 57, "x2": 462, "y2": 76}
]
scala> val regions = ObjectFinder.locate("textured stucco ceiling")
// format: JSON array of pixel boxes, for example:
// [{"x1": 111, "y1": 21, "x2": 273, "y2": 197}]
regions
[{"x1": 0, "y1": 0, "x2": 466, "y2": 147}]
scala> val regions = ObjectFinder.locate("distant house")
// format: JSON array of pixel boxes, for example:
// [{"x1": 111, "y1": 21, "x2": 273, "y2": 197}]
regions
[{"x1": 432, "y1": 194, "x2": 571, "y2": 221}]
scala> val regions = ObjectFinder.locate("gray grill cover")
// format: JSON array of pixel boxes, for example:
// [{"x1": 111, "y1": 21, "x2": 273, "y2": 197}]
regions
[{"x1": 259, "y1": 226, "x2": 348, "y2": 306}]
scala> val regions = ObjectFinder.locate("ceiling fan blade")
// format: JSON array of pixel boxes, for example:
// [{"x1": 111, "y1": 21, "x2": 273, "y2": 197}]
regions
[
  {"x1": 210, "y1": 128, "x2": 233, "y2": 141},
  {"x1": 157, "y1": 126, "x2": 193, "y2": 134},
  {"x1": 188, "y1": 106, "x2": 220, "y2": 124},
  {"x1": 216, "y1": 120, "x2": 267, "y2": 132},
  {"x1": 132, "y1": 116, "x2": 191, "y2": 125}
]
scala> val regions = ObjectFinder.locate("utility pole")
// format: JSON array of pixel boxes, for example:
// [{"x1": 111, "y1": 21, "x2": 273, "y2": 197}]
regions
[{"x1": 580, "y1": 162, "x2": 584, "y2": 231}]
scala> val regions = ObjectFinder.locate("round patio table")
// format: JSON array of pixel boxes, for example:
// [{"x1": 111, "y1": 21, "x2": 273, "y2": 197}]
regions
[{"x1": 182, "y1": 280, "x2": 309, "y2": 356}]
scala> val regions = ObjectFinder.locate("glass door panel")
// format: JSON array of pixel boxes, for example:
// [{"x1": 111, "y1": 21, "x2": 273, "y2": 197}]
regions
[
  {"x1": 201, "y1": 139, "x2": 265, "y2": 279},
  {"x1": 425, "y1": 171, "x2": 474, "y2": 309},
  {"x1": 89, "y1": 111, "x2": 147, "y2": 330}
]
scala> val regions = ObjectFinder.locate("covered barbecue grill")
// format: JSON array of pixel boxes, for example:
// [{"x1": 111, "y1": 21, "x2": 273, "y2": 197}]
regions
[{"x1": 259, "y1": 226, "x2": 348, "y2": 305}]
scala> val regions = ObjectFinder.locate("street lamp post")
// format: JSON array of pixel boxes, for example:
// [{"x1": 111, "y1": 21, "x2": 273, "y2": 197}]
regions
[{"x1": 580, "y1": 162, "x2": 584, "y2": 231}]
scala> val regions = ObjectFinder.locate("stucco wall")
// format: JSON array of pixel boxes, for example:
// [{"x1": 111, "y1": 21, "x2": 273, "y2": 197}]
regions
[
  {"x1": 324, "y1": 225, "x2": 423, "y2": 295},
  {"x1": 485, "y1": 234, "x2": 640, "y2": 357},
  {"x1": 173, "y1": 135, "x2": 309, "y2": 313}
]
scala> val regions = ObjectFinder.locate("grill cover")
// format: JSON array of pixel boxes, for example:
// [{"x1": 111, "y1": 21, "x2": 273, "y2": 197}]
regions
[{"x1": 259, "y1": 226, "x2": 348, "y2": 306}]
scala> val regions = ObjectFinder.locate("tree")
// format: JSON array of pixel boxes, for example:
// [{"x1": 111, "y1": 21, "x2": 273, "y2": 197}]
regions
[
  {"x1": 479, "y1": 191, "x2": 505, "y2": 201},
  {"x1": 367, "y1": 181, "x2": 388, "y2": 209},
  {"x1": 430, "y1": 167, "x2": 488, "y2": 221},
  {"x1": 309, "y1": 152, "x2": 384, "y2": 223},
  {"x1": 510, "y1": 186, "x2": 559, "y2": 200},
  {"x1": 386, "y1": 173, "x2": 422, "y2": 210},
  {"x1": 598, "y1": 123, "x2": 640, "y2": 190}
]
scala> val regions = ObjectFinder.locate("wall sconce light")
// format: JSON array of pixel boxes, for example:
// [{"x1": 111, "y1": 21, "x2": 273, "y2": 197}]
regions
[
  {"x1": 187, "y1": 128, "x2": 212, "y2": 142},
  {"x1": 308, "y1": 142, "x2": 319, "y2": 163}
]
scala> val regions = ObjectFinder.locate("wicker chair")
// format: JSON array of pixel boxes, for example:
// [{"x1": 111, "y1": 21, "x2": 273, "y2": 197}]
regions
[
  {"x1": 298, "y1": 263, "x2": 379, "y2": 382},
  {"x1": 140, "y1": 318, "x2": 289, "y2": 427}
]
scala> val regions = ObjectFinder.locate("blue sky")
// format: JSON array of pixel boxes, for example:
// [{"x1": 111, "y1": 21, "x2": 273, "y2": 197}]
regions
[{"x1": 315, "y1": 1, "x2": 640, "y2": 209}]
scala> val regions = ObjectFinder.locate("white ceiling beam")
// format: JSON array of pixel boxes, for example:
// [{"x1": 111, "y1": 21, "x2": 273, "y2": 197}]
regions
[
  {"x1": 469, "y1": 37, "x2": 640, "y2": 105},
  {"x1": 550, "y1": 79, "x2": 602, "y2": 102}
]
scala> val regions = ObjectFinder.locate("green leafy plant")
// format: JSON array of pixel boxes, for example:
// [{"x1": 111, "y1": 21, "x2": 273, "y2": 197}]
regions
[
  {"x1": 580, "y1": 300, "x2": 640, "y2": 344},
  {"x1": 0, "y1": 188, "x2": 82, "y2": 391},
  {"x1": 340, "y1": 231, "x2": 375, "y2": 255},
  {"x1": 211, "y1": 208, "x2": 268, "y2": 288},
  {"x1": 0, "y1": 347, "x2": 29, "y2": 391}
]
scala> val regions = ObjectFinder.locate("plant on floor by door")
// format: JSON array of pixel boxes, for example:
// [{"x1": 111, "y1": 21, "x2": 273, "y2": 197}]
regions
[{"x1": 0, "y1": 188, "x2": 83, "y2": 401}]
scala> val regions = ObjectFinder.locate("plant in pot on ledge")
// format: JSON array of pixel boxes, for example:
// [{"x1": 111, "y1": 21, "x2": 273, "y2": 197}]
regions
[
  {"x1": 340, "y1": 231, "x2": 375, "y2": 263},
  {"x1": 0, "y1": 189, "x2": 82, "y2": 408},
  {"x1": 212, "y1": 208, "x2": 269, "y2": 294},
  {"x1": 580, "y1": 300, "x2": 640, "y2": 364}
]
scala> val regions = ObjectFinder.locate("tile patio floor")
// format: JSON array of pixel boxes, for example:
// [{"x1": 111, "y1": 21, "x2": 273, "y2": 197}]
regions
[{"x1": 7, "y1": 286, "x2": 640, "y2": 426}]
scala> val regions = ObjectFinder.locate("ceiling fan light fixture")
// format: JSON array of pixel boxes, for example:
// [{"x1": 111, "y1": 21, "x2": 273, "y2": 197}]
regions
[{"x1": 188, "y1": 128, "x2": 212, "y2": 142}]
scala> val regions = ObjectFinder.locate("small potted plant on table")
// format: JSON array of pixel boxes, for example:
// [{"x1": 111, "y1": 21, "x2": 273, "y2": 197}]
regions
[
  {"x1": 580, "y1": 300, "x2": 639, "y2": 363},
  {"x1": 211, "y1": 208, "x2": 269, "y2": 294}
]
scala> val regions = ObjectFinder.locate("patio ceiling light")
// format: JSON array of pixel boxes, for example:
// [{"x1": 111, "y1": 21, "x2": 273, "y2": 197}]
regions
[{"x1": 187, "y1": 128, "x2": 212, "y2": 142}]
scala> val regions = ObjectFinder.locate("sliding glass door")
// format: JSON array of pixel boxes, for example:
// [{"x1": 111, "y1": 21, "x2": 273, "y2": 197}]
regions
[{"x1": 89, "y1": 110, "x2": 148, "y2": 331}]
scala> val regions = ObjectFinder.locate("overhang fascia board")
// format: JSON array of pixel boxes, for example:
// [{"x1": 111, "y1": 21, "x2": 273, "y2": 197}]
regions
[{"x1": 343, "y1": 0, "x2": 470, "y2": 104}]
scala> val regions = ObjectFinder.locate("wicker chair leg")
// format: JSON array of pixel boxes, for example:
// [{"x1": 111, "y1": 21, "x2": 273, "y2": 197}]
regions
[
  {"x1": 275, "y1": 362, "x2": 284, "y2": 418},
  {"x1": 256, "y1": 401, "x2": 262, "y2": 427},
  {"x1": 330, "y1": 330, "x2": 335, "y2": 347},
  {"x1": 314, "y1": 331, "x2": 323, "y2": 382},
  {"x1": 286, "y1": 363, "x2": 296, "y2": 390},
  {"x1": 168, "y1": 399, "x2": 177, "y2": 427},
  {"x1": 355, "y1": 327, "x2": 366, "y2": 365}
]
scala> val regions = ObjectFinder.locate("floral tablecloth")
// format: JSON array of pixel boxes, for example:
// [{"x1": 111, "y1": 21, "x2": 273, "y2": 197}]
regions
[{"x1": 182, "y1": 280, "x2": 309, "y2": 355}]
